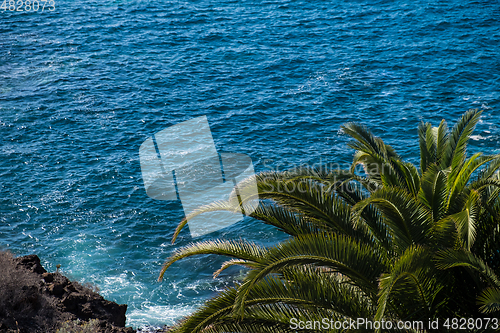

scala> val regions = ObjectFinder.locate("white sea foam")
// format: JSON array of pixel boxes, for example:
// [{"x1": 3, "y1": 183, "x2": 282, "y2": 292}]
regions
[
  {"x1": 470, "y1": 135, "x2": 487, "y2": 141},
  {"x1": 127, "y1": 303, "x2": 197, "y2": 328}
]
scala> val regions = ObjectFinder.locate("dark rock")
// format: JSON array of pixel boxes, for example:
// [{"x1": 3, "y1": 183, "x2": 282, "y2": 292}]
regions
[
  {"x1": 64, "y1": 282, "x2": 77, "y2": 293},
  {"x1": 42, "y1": 272, "x2": 54, "y2": 283},
  {"x1": 79, "y1": 297, "x2": 127, "y2": 327},
  {"x1": 61, "y1": 292, "x2": 87, "y2": 311},
  {"x1": 48, "y1": 281, "x2": 65, "y2": 297},
  {"x1": 19, "y1": 285, "x2": 40, "y2": 305},
  {"x1": 1, "y1": 253, "x2": 136, "y2": 333},
  {"x1": 13, "y1": 254, "x2": 47, "y2": 274},
  {"x1": 97, "y1": 320, "x2": 136, "y2": 333}
]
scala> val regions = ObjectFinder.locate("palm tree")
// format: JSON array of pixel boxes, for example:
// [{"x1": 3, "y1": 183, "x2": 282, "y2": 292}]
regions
[{"x1": 158, "y1": 110, "x2": 500, "y2": 332}]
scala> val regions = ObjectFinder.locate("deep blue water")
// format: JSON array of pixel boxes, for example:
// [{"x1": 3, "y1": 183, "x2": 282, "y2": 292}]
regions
[{"x1": 1, "y1": 0, "x2": 499, "y2": 328}]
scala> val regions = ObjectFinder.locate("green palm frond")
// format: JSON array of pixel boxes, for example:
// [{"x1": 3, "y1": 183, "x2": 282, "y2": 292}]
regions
[
  {"x1": 171, "y1": 199, "x2": 244, "y2": 243},
  {"x1": 418, "y1": 164, "x2": 448, "y2": 222},
  {"x1": 447, "y1": 153, "x2": 498, "y2": 209},
  {"x1": 470, "y1": 177, "x2": 500, "y2": 194},
  {"x1": 351, "y1": 150, "x2": 390, "y2": 183},
  {"x1": 169, "y1": 274, "x2": 363, "y2": 333},
  {"x1": 255, "y1": 166, "x2": 347, "y2": 184},
  {"x1": 437, "y1": 190, "x2": 480, "y2": 250},
  {"x1": 193, "y1": 319, "x2": 299, "y2": 333},
  {"x1": 441, "y1": 109, "x2": 482, "y2": 170},
  {"x1": 387, "y1": 159, "x2": 421, "y2": 196},
  {"x1": 418, "y1": 119, "x2": 449, "y2": 174},
  {"x1": 278, "y1": 266, "x2": 375, "y2": 318},
  {"x1": 418, "y1": 122, "x2": 437, "y2": 174},
  {"x1": 477, "y1": 288, "x2": 500, "y2": 314},
  {"x1": 434, "y1": 249, "x2": 500, "y2": 288},
  {"x1": 335, "y1": 183, "x2": 391, "y2": 250},
  {"x1": 353, "y1": 187, "x2": 432, "y2": 251},
  {"x1": 159, "y1": 239, "x2": 267, "y2": 281},
  {"x1": 435, "y1": 119, "x2": 450, "y2": 166},
  {"x1": 167, "y1": 287, "x2": 238, "y2": 333},
  {"x1": 375, "y1": 246, "x2": 440, "y2": 325},
  {"x1": 345, "y1": 174, "x2": 383, "y2": 193},
  {"x1": 343, "y1": 122, "x2": 402, "y2": 186},
  {"x1": 251, "y1": 202, "x2": 326, "y2": 236},
  {"x1": 247, "y1": 178, "x2": 373, "y2": 241},
  {"x1": 428, "y1": 214, "x2": 459, "y2": 249},
  {"x1": 342, "y1": 122, "x2": 399, "y2": 162},
  {"x1": 159, "y1": 110, "x2": 500, "y2": 332},
  {"x1": 232, "y1": 233, "x2": 386, "y2": 316},
  {"x1": 213, "y1": 259, "x2": 255, "y2": 278},
  {"x1": 477, "y1": 155, "x2": 500, "y2": 180},
  {"x1": 242, "y1": 302, "x2": 339, "y2": 332}
]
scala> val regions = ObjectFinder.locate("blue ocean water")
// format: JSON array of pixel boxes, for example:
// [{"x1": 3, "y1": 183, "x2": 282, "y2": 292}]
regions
[{"x1": 1, "y1": 0, "x2": 499, "y2": 328}]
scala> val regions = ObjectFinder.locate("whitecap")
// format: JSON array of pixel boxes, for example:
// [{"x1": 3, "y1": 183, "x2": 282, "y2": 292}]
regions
[{"x1": 127, "y1": 303, "x2": 197, "y2": 328}]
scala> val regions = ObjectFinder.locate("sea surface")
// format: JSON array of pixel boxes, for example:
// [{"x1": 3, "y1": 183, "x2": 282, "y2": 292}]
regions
[{"x1": 1, "y1": 0, "x2": 499, "y2": 329}]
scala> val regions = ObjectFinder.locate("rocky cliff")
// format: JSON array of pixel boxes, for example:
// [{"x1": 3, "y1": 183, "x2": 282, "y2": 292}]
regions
[{"x1": 0, "y1": 251, "x2": 135, "y2": 333}]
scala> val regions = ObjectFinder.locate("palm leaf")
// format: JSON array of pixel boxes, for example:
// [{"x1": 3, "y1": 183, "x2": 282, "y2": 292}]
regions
[
  {"x1": 440, "y1": 109, "x2": 482, "y2": 170},
  {"x1": 418, "y1": 122, "x2": 435, "y2": 174},
  {"x1": 232, "y1": 233, "x2": 387, "y2": 316},
  {"x1": 375, "y1": 246, "x2": 444, "y2": 326},
  {"x1": 448, "y1": 153, "x2": 498, "y2": 209},
  {"x1": 353, "y1": 188, "x2": 432, "y2": 251},
  {"x1": 418, "y1": 164, "x2": 448, "y2": 222},
  {"x1": 477, "y1": 288, "x2": 500, "y2": 314},
  {"x1": 434, "y1": 249, "x2": 500, "y2": 288},
  {"x1": 158, "y1": 239, "x2": 267, "y2": 281},
  {"x1": 438, "y1": 190, "x2": 480, "y2": 250}
]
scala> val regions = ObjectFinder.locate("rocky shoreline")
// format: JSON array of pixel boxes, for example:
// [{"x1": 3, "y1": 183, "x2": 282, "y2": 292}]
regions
[{"x1": 0, "y1": 252, "x2": 172, "y2": 333}]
